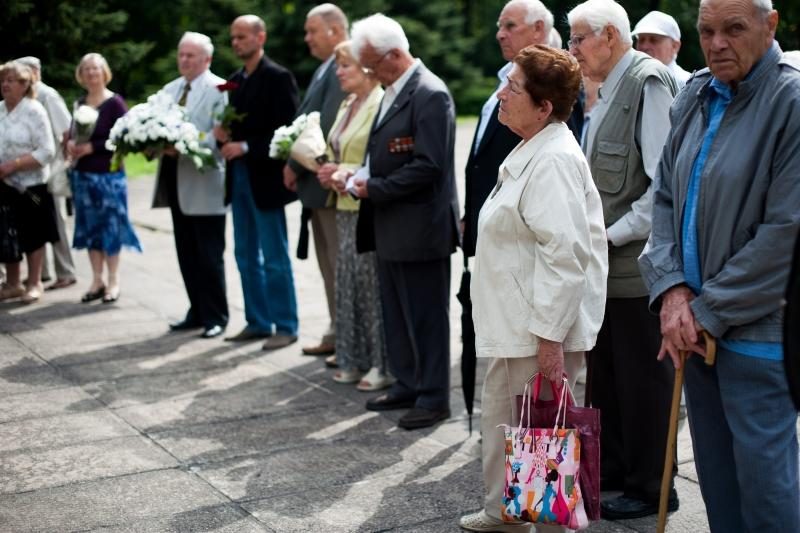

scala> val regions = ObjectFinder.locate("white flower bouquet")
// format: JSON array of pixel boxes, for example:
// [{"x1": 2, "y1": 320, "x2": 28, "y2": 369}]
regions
[
  {"x1": 72, "y1": 104, "x2": 99, "y2": 144},
  {"x1": 269, "y1": 112, "x2": 310, "y2": 160},
  {"x1": 106, "y1": 91, "x2": 214, "y2": 171},
  {"x1": 269, "y1": 111, "x2": 328, "y2": 171}
]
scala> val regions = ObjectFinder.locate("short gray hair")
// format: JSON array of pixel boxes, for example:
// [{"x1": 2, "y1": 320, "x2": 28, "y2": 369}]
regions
[
  {"x1": 753, "y1": 0, "x2": 774, "y2": 14},
  {"x1": 505, "y1": 0, "x2": 554, "y2": 33},
  {"x1": 568, "y1": 0, "x2": 632, "y2": 45},
  {"x1": 548, "y1": 28, "x2": 563, "y2": 49},
  {"x1": 307, "y1": 3, "x2": 349, "y2": 33},
  {"x1": 351, "y1": 13, "x2": 409, "y2": 60},
  {"x1": 179, "y1": 32, "x2": 214, "y2": 57},
  {"x1": 16, "y1": 56, "x2": 41, "y2": 73}
]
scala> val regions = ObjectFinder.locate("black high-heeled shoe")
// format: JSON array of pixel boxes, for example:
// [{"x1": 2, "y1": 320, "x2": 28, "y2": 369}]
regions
[{"x1": 81, "y1": 285, "x2": 105, "y2": 303}]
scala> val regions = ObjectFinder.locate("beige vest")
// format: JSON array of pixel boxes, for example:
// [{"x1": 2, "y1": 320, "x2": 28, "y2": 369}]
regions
[{"x1": 589, "y1": 53, "x2": 678, "y2": 298}]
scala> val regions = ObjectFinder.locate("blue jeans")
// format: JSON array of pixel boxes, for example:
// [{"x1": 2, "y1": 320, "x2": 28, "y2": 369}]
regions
[
  {"x1": 684, "y1": 347, "x2": 800, "y2": 532},
  {"x1": 230, "y1": 161, "x2": 297, "y2": 336}
]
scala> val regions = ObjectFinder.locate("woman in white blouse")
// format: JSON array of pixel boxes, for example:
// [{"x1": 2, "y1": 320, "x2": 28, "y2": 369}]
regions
[
  {"x1": 460, "y1": 45, "x2": 608, "y2": 532},
  {"x1": 0, "y1": 61, "x2": 57, "y2": 304}
]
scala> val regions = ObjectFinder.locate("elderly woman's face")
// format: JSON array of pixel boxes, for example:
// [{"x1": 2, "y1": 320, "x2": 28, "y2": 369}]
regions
[
  {"x1": 0, "y1": 72, "x2": 28, "y2": 103},
  {"x1": 80, "y1": 60, "x2": 106, "y2": 88},
  {"x1": 335, "y1": 55, "x2": 369, "y2": 94},
  {"x1": 497, "y1": 64, "x2": 536, "y2": 138}
]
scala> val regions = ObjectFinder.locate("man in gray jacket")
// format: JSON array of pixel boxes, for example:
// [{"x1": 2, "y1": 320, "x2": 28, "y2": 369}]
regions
[
  {"x1": 639, "y1": 0, "x2": 800, "y2": 530},
  {"x1": 282, "y1": 3, "x2": 347, "y2": 357}
]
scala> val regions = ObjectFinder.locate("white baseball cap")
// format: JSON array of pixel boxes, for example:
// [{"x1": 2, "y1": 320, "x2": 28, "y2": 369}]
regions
[{"x1": 632, "y1": 11, "x2": 681, "y2": 41}]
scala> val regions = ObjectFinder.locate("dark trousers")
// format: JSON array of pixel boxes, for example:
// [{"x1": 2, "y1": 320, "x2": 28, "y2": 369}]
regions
[
  {"x1": 377, "y1": 257, "x2": 451, "y2": 410},
  {"x1": 164, "y1": 164, "x2": 228, "y2": 329},
  {"x1": 588, "y1": 296, "x2": 674, "y2": 501}
]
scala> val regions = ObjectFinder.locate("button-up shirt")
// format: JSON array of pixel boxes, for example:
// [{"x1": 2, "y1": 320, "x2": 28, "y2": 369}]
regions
[
  {"x1": 474, "y1": 62, "x2": 513, "y2": 154},
  {"x1": 681, "y1": 76, "x2": 782, "y2": 360},
  {"x1": 582, "y1": 49, "x2": 674, "y2": 246}
]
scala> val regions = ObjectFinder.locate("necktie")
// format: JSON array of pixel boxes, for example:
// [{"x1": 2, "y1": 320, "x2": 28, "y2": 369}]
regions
[{"x1": 178, "y1": 83, "x2": 191, "y2": 106}]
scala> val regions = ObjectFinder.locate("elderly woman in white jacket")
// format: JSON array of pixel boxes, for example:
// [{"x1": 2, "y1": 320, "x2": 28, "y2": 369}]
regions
[{"x1": 460, "y1": 45, "x2": 608, "y2": 533}]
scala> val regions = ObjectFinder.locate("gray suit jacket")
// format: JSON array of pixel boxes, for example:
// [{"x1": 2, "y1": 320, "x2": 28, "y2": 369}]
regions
[
  {"x1": 289, "y1": 57, "x2": 346, "y2": 208},
  {"x1": 358, "y1": 62, "x2": 459, "y2": 262},
  {"x1": 152, "y1": 70, "x2": 227, "y2": 216}
]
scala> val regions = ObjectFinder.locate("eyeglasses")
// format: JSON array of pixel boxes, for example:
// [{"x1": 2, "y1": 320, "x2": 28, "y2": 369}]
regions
[
  {"x1": 567, "y1": 33, "x2": 592, "y2": 49},
  {"x1": 361, "y1": 50, "x2": 392, "y2": 75}
]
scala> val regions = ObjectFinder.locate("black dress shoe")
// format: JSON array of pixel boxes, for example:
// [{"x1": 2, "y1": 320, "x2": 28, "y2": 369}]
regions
[
  {"x1": 169, "y1": 318, "x2": 202, "y2": 331},
  {"x1": 365, "y1": 393, "x2": 416, "y2": 411},
  {"x1": 200, "y1": 325, "x2": 225, "y2": 338},
  {"x1": 398, "y1": 407, "x2": 451, "y2": 430},
  {"x1": 601, "y1": 490, "x2": 679, "y2": 520},
  {"x1": 81, "y1": 286, "x2": 105, "y2": 303}
]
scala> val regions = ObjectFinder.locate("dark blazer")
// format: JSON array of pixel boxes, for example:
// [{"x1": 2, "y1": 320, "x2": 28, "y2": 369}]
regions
[
  {"x1": 224, "y1": 55, "x2": 299, "y2": 210},
  {"x1": 462, "y1": 95, "x2": 584, "y2": 257},
  {"x1": 289, "y1": 59, "x2": 346, "y2": 208},
  {"x1": 462, "y1": 102, "x2": 521, "y2": 257},
  {"x1": 357, "y1": 62, "x2": 459, "y2": 262}
]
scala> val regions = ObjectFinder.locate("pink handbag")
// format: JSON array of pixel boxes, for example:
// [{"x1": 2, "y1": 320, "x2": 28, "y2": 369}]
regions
[{"x1": 500, "y1": 376, "x2": 590, "y2": 530}]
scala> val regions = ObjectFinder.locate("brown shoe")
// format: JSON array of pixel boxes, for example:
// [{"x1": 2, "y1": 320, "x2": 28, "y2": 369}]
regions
[
  {"x1": 301, "y1": 342, "x2": 335, "y2": 356},
  {"x1": 262, "y1": 334, "x2": 298, "y2": 351}
]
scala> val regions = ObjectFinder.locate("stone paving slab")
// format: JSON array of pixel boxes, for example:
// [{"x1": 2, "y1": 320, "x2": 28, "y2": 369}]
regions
[
  {"x1": 0, "y1": 437, "x2": 177, "y2": 494},
  {"x1": 0, "y1": 355, "x2": 72, "y2": 396},
  {"x1": 0, "y1": 411, "x2": 137, "y2": 453},
  {"x1": 193, "y1": 426, "x2": 475, "y2": 503},
  {"x1": 0, "y1": 470, "x2": 235, "y2": 533},
  {"x1": 150, "y1": 404, "x2": 395, "y2": 465},
  {"x1": 0, "y1": 386, "x2": 103, "y2": 423},
  {"x1": 89, "y1": 504, "x2": 270, "y2": 533}
]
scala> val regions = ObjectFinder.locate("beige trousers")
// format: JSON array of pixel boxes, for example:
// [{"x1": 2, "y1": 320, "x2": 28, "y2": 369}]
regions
[
  {"x1": 311, "y1": 207, "x2": 338, "y2": 343},
  {"x1": 480, "y1": 353, "x2": 584, "y2": 531}
]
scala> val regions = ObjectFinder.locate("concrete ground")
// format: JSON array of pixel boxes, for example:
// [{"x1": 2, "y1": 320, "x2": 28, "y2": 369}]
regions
[{"x1": 0, "y1": 120, "x2": 714, "y2": 532}]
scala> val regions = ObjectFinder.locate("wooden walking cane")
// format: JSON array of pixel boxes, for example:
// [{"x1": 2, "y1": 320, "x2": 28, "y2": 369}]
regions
[{"x1": 657, "y1": 331, "x2": 716, "y2": 533}]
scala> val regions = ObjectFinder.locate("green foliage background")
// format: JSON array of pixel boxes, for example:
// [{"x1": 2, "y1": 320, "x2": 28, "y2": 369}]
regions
[{"x1": 2, "y1": 0, "x2": 798, "y2": 115}]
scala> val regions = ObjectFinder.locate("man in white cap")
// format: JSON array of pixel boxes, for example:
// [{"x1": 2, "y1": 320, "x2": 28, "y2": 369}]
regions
[{"x1": 632, "y1": 11, "x2": 691, "y2": 87}]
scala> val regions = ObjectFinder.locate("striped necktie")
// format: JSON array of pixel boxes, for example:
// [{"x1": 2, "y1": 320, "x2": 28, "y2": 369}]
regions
[{"x1": 178, "y1": 82, "x2": 191, "y2": 106}]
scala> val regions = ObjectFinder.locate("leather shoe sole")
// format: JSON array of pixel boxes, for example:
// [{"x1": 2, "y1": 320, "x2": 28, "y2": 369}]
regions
[
  {"x1": 200, "y1": 325, "x2": 225, "y2": 338},
  {"x1": 601, "y1": 493, "x2": 679, "y2": 520},
  {"x1": 365, "y1": 394, "x2": 416, "y2": 411},
  {"x1": 398, "y1": 407, "x2": 450, "y2": 430}
]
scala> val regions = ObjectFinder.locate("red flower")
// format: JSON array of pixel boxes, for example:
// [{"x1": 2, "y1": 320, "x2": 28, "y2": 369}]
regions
[{"x1": 217, "y1": 81, "x2": 239, "y2": 92}]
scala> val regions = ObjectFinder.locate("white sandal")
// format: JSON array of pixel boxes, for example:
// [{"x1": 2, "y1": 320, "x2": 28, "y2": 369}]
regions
[
  {"x1": 356, "y1": 367, "x2": 394, "y2": 392},
  {"x1": 332, "y1": 369, "x2": 364, "y2": 384}
]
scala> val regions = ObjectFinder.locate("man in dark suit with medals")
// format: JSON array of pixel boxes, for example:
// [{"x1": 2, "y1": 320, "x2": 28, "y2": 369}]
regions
[{"x1": 349, "y1": 13, "x2": 459, "y2": 430}]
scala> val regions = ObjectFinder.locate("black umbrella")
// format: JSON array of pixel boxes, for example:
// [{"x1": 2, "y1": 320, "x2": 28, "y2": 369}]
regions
[{"x1": 456, "y1": 255, "x2": 477, "y2": 434}]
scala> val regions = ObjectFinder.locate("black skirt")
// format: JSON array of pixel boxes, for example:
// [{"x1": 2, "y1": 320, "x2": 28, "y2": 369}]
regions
[{"x1": 0, "y1": 182, "x2": 59, "y2": 260}]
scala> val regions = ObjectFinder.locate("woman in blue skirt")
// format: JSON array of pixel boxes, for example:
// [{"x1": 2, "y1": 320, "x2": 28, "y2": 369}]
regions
[{"x1": 67, "y1": 53, "x2": 141, "y2": 303}]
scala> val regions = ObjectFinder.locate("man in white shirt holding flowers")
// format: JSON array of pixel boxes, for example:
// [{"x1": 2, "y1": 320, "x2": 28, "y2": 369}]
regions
[{"x1": 152, "y1": 31, "x2": 229, "y2": 339}]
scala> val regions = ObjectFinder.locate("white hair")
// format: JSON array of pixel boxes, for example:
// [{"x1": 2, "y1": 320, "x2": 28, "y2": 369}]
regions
[
  {"x1": 753, "y1": 0, "x2": 773, "y2": 13},
  {"x1": 548, "y1": 27, "x2": 563, "y2": 48},
  {"x1": 504, "y1": 0, "x2": 554, "y2": 33},
  {"x1": 179, "y1": 31, "x2": 214, "y2": 58},
  {"x1": 350, "y1": 13, "x2": 409, "y2": 60},
  {"x1": 568, "y1": 0, "x2": 632, "y2": 45},
  {"x1": 307, "y1": 3, "x2": 349, "y2": 33}
]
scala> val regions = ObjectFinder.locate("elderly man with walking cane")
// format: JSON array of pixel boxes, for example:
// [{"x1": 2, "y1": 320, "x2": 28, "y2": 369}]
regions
[{"x1": 639, "y1": 0, "x2": 800, "y2": 530}]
